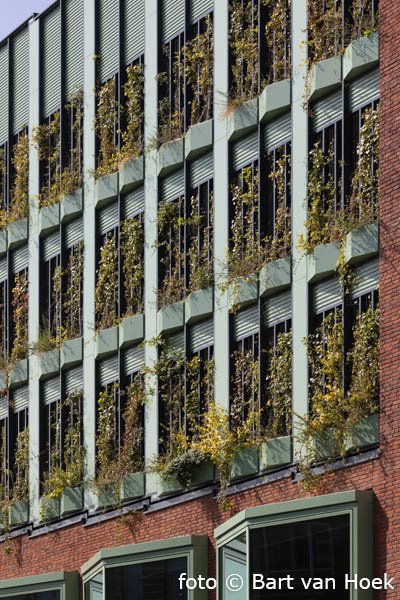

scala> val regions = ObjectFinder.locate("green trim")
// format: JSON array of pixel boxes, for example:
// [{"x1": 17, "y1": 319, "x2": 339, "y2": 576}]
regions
[
  {"x1": 82, "y1": 535, "x2": 208, "y2": 600},
  {"x1": 0, "y1": 571, "x2": 79, "y2": 600}
]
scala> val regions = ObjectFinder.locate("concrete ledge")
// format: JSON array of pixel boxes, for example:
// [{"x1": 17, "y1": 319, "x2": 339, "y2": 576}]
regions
[
  {"x1": 309, "y1": 55, "x2": 342, "y2": 102},
  {"x1": 343, "y1": 32, "x2": 379, "y2": 81},
  {"x1": 95, "y1": 172, "x2": 119, "y2": 208},
  {"x1": 119, "y1": 156, "x2": 144, "y2": 194},
  {"x1": 259, "y1": 257, "x2": 291, "y2": 297},
  {"x1": 61, "y1": 337, "x2": 83, "y2": 369},
  {"x1": 228, "y1": 274, "x2": 258, "y2": 312},
  {"x1": 119, "y1": 314, "x2": 144, "y2": 347},
  {"x1": 228, "y1": 98, "x2": 258, "y2": 141},
  {"x1": 39, "y1": 203, "x2": 60, "y2": 236},
  {"x1": 120, "y1": 472, "x2": 146, "y2": 502},
  {"x1": 9, "y1": 500, "x2": 29, "y2": 527},
  {"x1": 307, "y1": 242, "x2": 340, "y2": 282},
  {"x1": 260, "y1": 436, "x2": 292, "y2": 471},
  {"x1": 39, "y1": 349, "x2": 60, "y2": 378},
  {"x1": 61, "y1": 188, "x2": 83, "y2": 223},
  {"x1": 9, "y1": 358, "x2": 28, "y2": 386},
  {"x1": 259, "y1": 79, "x2": 291, "y2": 122},
  {"x1": 95, "y1": 327, "x2": 119, "y2": 358},
  {"x1": 8, "y1": 218, "x2": 28, "y2": 249},
  {"x1": 185, "y1": 119, "x2": 213, "y2": 160},
  {"x1": 61, "y1": 486, "x2": 84, "y2": 516},
  {"x1": 344, "y1": 222, "x2": 378, "y2": 265},
  {"x1": 185, "y1": 288, "x2": 213, "y2": 324},
  {"x1": 39, "y1": 496, "x2": 60, "y2": 522},
  {"x1": 230, "y1": 447, "x2": 259, "y2": 481},
  {"x1": 0, "y1": 230, "x2": 7, "y2": 255},
  {"x1": 158, "y1": 301, "x2": 185, "y2": 334},
  {"x1": 157, "y1": 138, "x2": 184, "y2": 177}
]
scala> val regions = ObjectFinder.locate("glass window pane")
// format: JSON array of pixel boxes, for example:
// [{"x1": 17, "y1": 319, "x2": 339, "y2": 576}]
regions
[{"x1": 221, "y1": 533, "x2": 247, "y2": 600}]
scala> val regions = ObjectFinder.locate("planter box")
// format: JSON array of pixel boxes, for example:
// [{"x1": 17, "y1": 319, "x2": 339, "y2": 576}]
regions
[
  {"x1": 347, "y1": 414, "x2": 379, "y2": 451},
  {"x1": 119, "y1": 156, "x2": 144, "y2": 194},
  {"x1": 343, "y1": 32, "x2": 379, "y2": 81},
  {"x1": 344, "y1": 222, "x2": 378, "y2": 265},
  {"x1": 61, "y1": 189, "x2": 83, "y2": 223},
  {"x1": 95, "y1": 172, "x2": 119, "y2": 208},
  {"x1": 157, "y1": 138, "x2": 184, "y2": 177},
  {"x1": 120, "y1": 472, "x2": 145, "y2": 501},
  {"x1": 40, "y1": 496, "x2": 60, "y2": 522},
  {"x1": 8, "y1": 218, "x2": 28, "y2": 249},
  {"x1": 228, "y1": 274, "x2": 258, "y2": 312},
  {"x1": 119, "y1": 314, "x2": 144, "y2": 347},
  {"x1": 158, "y1": 301, "x2": 185, "y2": 334},
  {"x1": 95, "y1": 327, "x2": 119, "y2": 358},
  {"x1": 61, "y1": 486, "x2": 84, "y2": 516},
  {"x1": 228, "y1": 98, "x2": 258, "y2": 141},
  {"x1": 9, "y1": 358, "x2": 28, "y2": 386},
  {"x1": 0, "y1": 230, "x2": 7, "y2": 255},
  {"x1": 190, "y1": 461, "x2": 215, "y2": 488},
  {"x1": 0, "y1": 370, "x2": 7, "y2": 389},
  {"x1": 39, "y1": 349, "x2": 60, "y2": 378},
  {"x1": 157, "y1": 475, "x2": 183, "y2": 497},
  {"x1": 259, "y1": 79, "x2": 291, "y2": 122},
  {"x1": 259, "y1": 257, "x2": 291, "y2": 297},
  {"x1": 94, "y1": 485, "x2": 120, "y2": 510},
  {"x1": 185, "y1": 288, "x2": 213, "y2": 325},
  {"x1": 307, "y1": 242, "x2": 340, "y2": 282},
  {"x1": 260, "y1": 436, "x2": 292, "y2": 471},
  {"x1": 185, "y1": 119, "x2": 213, "y2": 160},
  {"x1": 309, "y1": 56, "x2": 342, "y2": 102},
  {"x1": 313, "y1": 431, "x2": 338, "y2": 461},
  {"x1": 39, "y1": 203, "x2": 60, "y2": 235},
  {"x1": 61, "y1": 337, "x2": 83, "y2": 368},
  {"x1": 230, "y1": 447, "x2": 259, "y2": 481},
  {"x1": 9, "y1": 500, "x2": 29, "y2": 527}
]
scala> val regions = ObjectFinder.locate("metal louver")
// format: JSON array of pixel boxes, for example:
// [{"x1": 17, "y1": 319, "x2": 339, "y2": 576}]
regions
[
  {"x1": 190, "y1": 0, "x2": 213, "y2": 23},
  {"x1": 166, "y1": 331, "x2": 185, "y2": 352},
  {"x1": 263, "y1": 290, "x2": 292, "y2": 327},
  {"x1": 313, "y1": 277, "x2": 342, "y2": 314},
  {"x1": 42, "y1": 376, "x2": 61, "y2": 406},
  {"x1": 233, "y1": 304, "x2": 259, "y2": 341},
  {"x1": 124, "y1": 0, "x2": 145, "y2": 63},
  {"x1": 263, "y1": 112, "x2": 291, "y2": 152},
  {"x1": 43, "y1": 231, "x2": 61, "y2": 261},
  {"x1": 99, "y1": 0, "x2": 119, "y2": 82},
  {"x1": 65, "y1": 0, "x2": 84, "y2": 98},
  {"x1": 160, "y1": 169, "x2": 184, "y2": 202},
  {"x1": 123, "y1": 346, "x2": 145, "y2": 375},
  {"x1": 189, "y1": 318, "x2": 214, "y2": 353},
  {"x1": 99, "y1": 202, "x2": 119, "y2": 235},
  {"x1": 12, "y1": 28, "x2": 29, "y2": 133},
  {"x1": 12, "y1": 245, "x2": 28, "y2": 273},
  {"x1": 162, "y1": 0, "x2": 185, "y2": 42},
  {"x1": 12, "y1": 385, "x2": 29, "y2": 412},
  {"x1": 313, "y1": 90, "x2": 342, "y2": 131},
  {"x1": 42, "y1": 6, "x2": 61, "y2": 117},
  {"x1": 123, "y1": 187, "x2": 145, "y2": 218},
  {"x1": 352, "y1": 259, "x2": 379, "y2": 298},
  {"x1": 98, "y1": 354, "x2": 119, "y2": 387},
  {"x1": 0, "y1": 45, "x2": 9, "y2": 143},
  {"x1": 232, "y1": 132, "x2": 259, "y2": 171},
  {"x1": 349, "y1": 68, "x2": 379, "y2": 113},
  {"x1": 65, "y1": 365, "x2": 83, "y2": 394},
  {"x1": 0, "y1": 397, "x2": 7, "y2": 419},
  {"x1": 65, "y1": 217, "x2": 84, "y2": 248},
  {"x1": 190, "y1": 152, "x2": 213, "y2": 187},
  {"x1": 0, "y1": 257, "x2": 7, "y2": 282}
]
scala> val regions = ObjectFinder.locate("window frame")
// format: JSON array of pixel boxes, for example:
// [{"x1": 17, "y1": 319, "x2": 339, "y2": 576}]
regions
[{"x1": 0, "y1": 571, "x2": 79, "y2": 600}]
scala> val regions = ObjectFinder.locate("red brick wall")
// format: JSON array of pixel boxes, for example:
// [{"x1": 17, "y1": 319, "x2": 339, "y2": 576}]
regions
[{"x1": 0, "y1": 2, "x2": 399, "y2": 597}]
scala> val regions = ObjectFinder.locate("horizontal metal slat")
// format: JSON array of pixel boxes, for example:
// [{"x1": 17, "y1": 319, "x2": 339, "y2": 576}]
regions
[
  {"x1": 190, "y1": 0, "x2": 213, "y2": 23},
  {"x1": 349, "y1": 68, "x2": 379, "y2": 112},
  {"x1": 65, "y1": 365, "x2": 83, "y2": 394},
  {"x1": 12, "y1": 245, "x2": 28, "y2": 273},
  {"x1": 12, "y1": 28, "x2": 29, "y2": 133},
  {"x1": 12, "y1": 385, "x2": 29, "y2": 412},
  {"x1": 189, "y1": 318, "x2": 214, "y2": 353},
  {"x1": 160, "y1": 169, "x2": 185, "y2": 202},
  {"x1": 123, "y1": 346, "x2": 145, "y2": 374},
  {"x1": 65, "y1": 0, "x2": 84, "y2": 98},
  {"x1": 0, "y1": 398, "x2": 7, "y2": 419},
  {"x1": 232, "y1": 132, "x2": 259, "y2": 171},
  {"x1": 352, "y1": 258, "x2": 379, "y2": 298},
  {"x1": 43, "y1": 231, "x2": 61, "y2": 261},
  {"x1": 98, "y1": 354, "x2": 119, "y2": 387},
  {"x1": 162, "y1": 0, "x2": 185, "y2": 42},
  {"x1": 233, "y1": 304, "x2": 259, "y2": 341},
  {"x1": 0, "y1": 45, "x2": 8, "y2": 143},
  {"x1": 313, "y1": 277, "x2": 342, "y2": 314},
  {"x1": 42, "y1": 6, "x2": 61, "y2": 117},
  {"x1": 99, "y1": 202, "x2": 119, "y2": 235},
  {"x1": 313, "y1": 90, "x2": 342, "y2": 131},
  {"x1": 123, "y1": 186, "x2": 145, "y2": 218},
  {"x1": 166, "y1": 331, "x2": 185, "y2": 352},
  {"x1": 99, "y1": 0, "x2": 120, "y2": 81},
  {"x1": 65, "y1": 217, "x2": 84, "y2": 248},
  {"x1": 263, "y1": 112, "x2": 291, "y2": 152},
  {"x1": 190, "y1": 152, "x2": 213, "y2": 187},
  {"x1": 42, "y1": 376, "x2": 61, "y2": 406},
  {"x1": 124, "y1": 0, "x2": 145, "y2": 63},
  {"x1": 0, "y1": 257, "x2": 7, "y2": 281},
  {"x1": 263, "y1": 290, "x2": 292, "y2": 327}
]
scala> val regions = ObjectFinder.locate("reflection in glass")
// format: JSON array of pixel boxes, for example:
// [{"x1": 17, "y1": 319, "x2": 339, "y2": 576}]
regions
[
  {"x1": 105, "y1": 557, "x2": 187, "y2": 600},
  {"x1": 221, "y1": 532, "x2": 247, "y2": 600},
  {"x1": 250, "y1": 515, "x2": 350, "y2": 599},
  {"x1": 2, "y1": 592, "x2": 60, "y2": 600},
  {"x1": 85, "y1": 571, "x2": 104, "y2": 600}
]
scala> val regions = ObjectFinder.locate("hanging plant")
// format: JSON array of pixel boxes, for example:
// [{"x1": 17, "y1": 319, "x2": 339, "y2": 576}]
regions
[
  {"x1": 157, "y1": 199, "x2": 185, "y2": 307},
  {"x1": 230, "y1": 348, "x2": 261, "y2": 442},
  {"x1": 11, "y1": 427, "x2": 29, "y2": 503},
  {"x1": 0, "y1": 148, "x2": 7, "y2": 229},
  {"x1": 121, "y1": 63, "x2": 145, "y2": 163},
  {"x1": 308, "y1": 0, "x2": 344, "y2": 65},
  {"x1": 63, "y1": 241, "x2": 84, "y2": 340},
  {"x1": 157, "y1": 52, "x2": 185, "y2": 146},
  {"x1": 184, "y1": 15, "x2": 214, "y2": 125},
  {"x1": 187, "y1": 193, "x2": 214, "y2": 292},
  {"x1": 10, "y1": 271, "x2": 29, "y2": 364},
  {"x1": 9, "y1": 132, "x2": 29, "y2": 223},
  {"x1": 94, "y1": 79, "x2": 120, "y2": 178},
  {"x1": 263, "y1": 0, "x2": 292, "y2": 83},
  {"x1": 42, "y1": 390, "x2": 84, "y2": 499},
  {"x1": 51, "y1": 264, "x2": 63, "y2": 346},
  {"x1": 265, "y1": 330, "x2": 293, "y2": 438},
  {"x1": 95, "y1": 233, "x2": 118, "y2": 330},
  {"x1": 121, "y1": 218, "x2": 144, "y2": 316},
  {"x1": 266, "y1": 153, "x2": 291, "y2": 260},
  {"x1": 229, "y1": 0, "x2": 260, "y2": 105}
]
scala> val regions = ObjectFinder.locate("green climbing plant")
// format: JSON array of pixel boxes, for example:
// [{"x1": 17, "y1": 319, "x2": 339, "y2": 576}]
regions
[
  {"x1": 187, "y1": 193, "x2": 214, "y2": 292},
  {"x1": 184, "y1": 15, "x2": 214, "y2": 125},
  {"x1": 265, "y1": 330, "x2": 293, "y2": 438},
  {"x1": 63, "y1": 241, "x2": 84, "y2": 340},
  {"x1": 10, "y1": 271, "x2": 29, "y2": 364},
  {"x1": 157, "y1": 199, "x2": 185, "y2": 307},
  {"x1": 95, "y1": 233, "x2": 118, "y2": 330},
  {"x1": 121, "y1": 218, "x2": 144, "y2": 316},
  {"x1": 9, "y1": 132, "x2": 29, "y2": 224}
]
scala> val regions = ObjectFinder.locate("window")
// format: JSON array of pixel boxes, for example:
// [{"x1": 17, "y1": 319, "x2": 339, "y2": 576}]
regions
[
  {"x1": 217, "y1": 492, "x2": 373, "y2": 600},
  {"x1": 0, "y1": 571, "x2": 78, "y2": 599}
]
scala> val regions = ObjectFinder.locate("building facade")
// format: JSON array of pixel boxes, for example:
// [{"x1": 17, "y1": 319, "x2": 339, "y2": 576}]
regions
[{"x1": 0, "y1": 0, "x2": 397, "y2": 598}]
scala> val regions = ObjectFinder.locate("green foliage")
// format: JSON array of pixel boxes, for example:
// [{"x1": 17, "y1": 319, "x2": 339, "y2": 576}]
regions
[
  {"x1": 95, "y1": 79, "x2": 119, "y2": 177},
  {"x1": 121, "y1": 63, "x2": 145, "y2": 163},
  {"x1": 160, "y1": 449, "x2": 208, "y2": 489},
  {"x1": 42, "y1": 391, "x2": 84, "y2": 499},
  {"x1": 9, "y1": 133, "x2": 29, "y2": 224},
  {"x1": 63, "y1": 241, "x2": 84, "y2": 340},
  {"x1": 265, "y1": 330, "x2": 293, "y2": 438},
  {"x1": 10, "y1": 271, "x2": 29, "y2": 363},
  {"x1": 229, "y1": 0, "x2": 260, "y2": 105},
  {"x1": 184, "y1": 15, "x2": 214, "y2": 125},
  {"x1": 121, "y1": 218, "x2": 144, "y2": 316},
  {"x1": 157, "y1": 199, "x2": 185, "y2": 307},
  {"x1": 12, "y1": 427, "x2": 29, "y2": 502},
  {"x1": 95, "y1": 233, "x2": 118, "y2": 330},
  {"x1": 264, "y1": 0, "x2": 292, "y2": 83},
  {"x1": 187, "y1": 193, "x2": 214, "y2": 291}
]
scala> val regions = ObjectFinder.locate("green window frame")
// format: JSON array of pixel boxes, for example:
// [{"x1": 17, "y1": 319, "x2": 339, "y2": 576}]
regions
[
  {"x1": 82, "y1": 535, "x2": 208, "y2": 600},
  {"x1": 215, "y1": 491, "x2": 373, "y2": 600},
  {"x1": 0, "y1": 571, "x2": 79, "y2": 600}
]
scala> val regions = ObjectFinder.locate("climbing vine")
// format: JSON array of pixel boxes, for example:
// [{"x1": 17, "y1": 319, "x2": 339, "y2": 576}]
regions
[
  {"x1": 11, "y1": 427, "x2": 29, "y2": 503},
  {"x1": 95, "y1": 79, "x2": 119, "y2": 177},
  {"x1": 266, "y1": 154, "x2": 291, "y2": 261},
  {"x1": 121, "y1": 63, "x2": 145, "y2": 163},
  {"x1": 95, "y1": 233, "x2": 118, "y2": 330},
  {"x1": 63, "y1": 241, "x2": 84, "y2": 340},
  {"x1": 157, "y1": 199, "x2": 185, "y2": 307},
  {"x1": 157, "y1": 53, "x2": 184, "y2": 145},
  {"x1": 187, "y1": 193, "x2": 214, "y2": 292},
  {"x1": 9, "y1": 133, "x2": 29, "y2": 224},
  {"x1": 0, "y1": 148, "x2": 7, "y2": 229},
  {"x1": 265, "y1": 330, "x2": 293, "y2": 438},
  {"x1": 229, "y1": 0, "x2": 260, "y2": 105},
  {"x1": 42, "y1": 391, "x2": 84, "y2": 499},
  {"x1": 184, "y1": 15, "x2": 214, "y2": 125},
  {"x1": 10, "y1": 271, "x2": 29, "y2": 364},
  {"x1": 121, "y1": 218, "x2": 144, "y2": 316},
  {"x1": 264, "y1": 0, "x2": 292, "y2": 83}
]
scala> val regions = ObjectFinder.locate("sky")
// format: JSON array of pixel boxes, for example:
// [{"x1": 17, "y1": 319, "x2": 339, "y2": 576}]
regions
[{"x1": 0, "y1": 0, "x2": 53, "y2": 41}]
